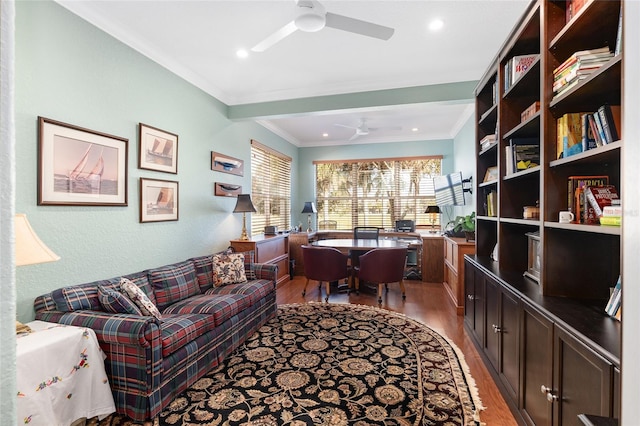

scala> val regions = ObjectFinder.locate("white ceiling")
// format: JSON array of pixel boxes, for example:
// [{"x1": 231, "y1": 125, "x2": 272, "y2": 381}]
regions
[{"x1": 56, "y1": 0, "x2": 530, "y2": 147}]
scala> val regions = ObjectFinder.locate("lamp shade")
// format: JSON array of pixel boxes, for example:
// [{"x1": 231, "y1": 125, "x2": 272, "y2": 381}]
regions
[
  {"x1": 425, "y1": 205, "x2": 441, "y2": 214},
  {"x1": 301, "y1": 202, "x2": 317, "y2": 214},
  {"x1": 233, "y1": 194, "x2": 257, "y2": 213},
  {"x1": 15, "y1": 214, "x2": 60, "y2": 266}
]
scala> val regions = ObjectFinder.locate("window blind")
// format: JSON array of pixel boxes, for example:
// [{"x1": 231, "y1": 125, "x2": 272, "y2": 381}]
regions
[
  {"x1": 314, "y1": 156, "x2": 442, "y2": 230},
  {"x1": 250, "y1": 140, "x2": 291, "y2": 235}
]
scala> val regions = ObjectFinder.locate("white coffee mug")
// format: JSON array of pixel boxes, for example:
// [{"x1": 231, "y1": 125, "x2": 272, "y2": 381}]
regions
[{"x1": 559, "y1": 211, "x2": 574, "y2": 223}]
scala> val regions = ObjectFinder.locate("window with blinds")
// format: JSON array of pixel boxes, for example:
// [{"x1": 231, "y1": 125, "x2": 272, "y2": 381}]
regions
[
  {"x1": 250, "y1": 140, "x2": 291, "y2": 236},
  {"x1": 315, "y1": 157, "x2": 442, "y2": 230}
]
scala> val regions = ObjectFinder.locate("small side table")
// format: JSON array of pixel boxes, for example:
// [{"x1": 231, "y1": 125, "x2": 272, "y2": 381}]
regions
[{"x1": 17, "y1": 321, "x2": 116, "y2": 425}]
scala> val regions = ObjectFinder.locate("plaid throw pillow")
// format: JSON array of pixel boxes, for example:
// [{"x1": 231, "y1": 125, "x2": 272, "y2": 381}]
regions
[
  {"x1": 212, "y1": 252, "x2": 247, "y2": 286},
  {"x1": 97, "y1": 285, "x2": 143, "y2": 316},
  {"x1": 120, "y1": 277, "x2": 162, "y2": 319}
]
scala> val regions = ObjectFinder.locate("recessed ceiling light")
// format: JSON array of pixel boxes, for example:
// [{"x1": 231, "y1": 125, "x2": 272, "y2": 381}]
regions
[
  {"x1": 412, "y1": 127, "x2": 419, "y2": 132},
  {"x1": 236, "y1": 49, "x2": 249, "y2": 59},
  {"x1": 322, "y1": 133, "x2": 329, "y2": 138},
  {"x1": 429, "y1": 19, "x2": 444, "y2": 32}
]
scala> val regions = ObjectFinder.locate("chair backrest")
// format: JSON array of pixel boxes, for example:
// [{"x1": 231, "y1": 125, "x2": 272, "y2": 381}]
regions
[
  {"x1": 357, "y1": 247, "x2": 408, "y2": 283},
  {"x1": 319, "y1": 220, "x2": 337, "y2": 230},
  {"x1": 353, "y1": 226, "x2": 380, "y2": 240},
  {"x1": 301, "y1": 245, "x2": 349, "y2": 282}
]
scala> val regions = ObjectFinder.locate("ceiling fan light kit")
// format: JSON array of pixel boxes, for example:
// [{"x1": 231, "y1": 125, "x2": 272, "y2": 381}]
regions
[{"x1": 251, "y1": 0, "x2": 394, "y2": 53}]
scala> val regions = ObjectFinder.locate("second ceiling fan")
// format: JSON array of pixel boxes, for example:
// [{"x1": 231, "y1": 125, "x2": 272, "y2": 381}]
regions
[
  {"x1": 251, "y1": 0, "x2": 395, "y2": 52},
  {"x1": 335, "y1": 118, "x2": 401, "y2": 141}
]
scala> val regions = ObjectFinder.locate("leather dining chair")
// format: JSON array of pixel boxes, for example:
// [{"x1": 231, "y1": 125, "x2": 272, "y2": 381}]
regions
[
  {"x1": 355, "y1": 247, "x2": 408, "y2": 304},
  {"x1": 301, "y1": 245, "x2": 350, "y2": 302}
]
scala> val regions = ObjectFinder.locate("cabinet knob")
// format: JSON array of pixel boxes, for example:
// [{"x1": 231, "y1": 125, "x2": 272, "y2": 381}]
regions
[
  {"x1": 467, "y1": 295, "x2": 474, "y2": 300},
  {"x1": 540, "y1": 385, "x2": 551, "y2": 394},
  {"x1": 546, "y1": 392, "x2": 558, "y2": 403},
  {"x1": 492, "y1": 324, "x2": 501, "y2": 333}
]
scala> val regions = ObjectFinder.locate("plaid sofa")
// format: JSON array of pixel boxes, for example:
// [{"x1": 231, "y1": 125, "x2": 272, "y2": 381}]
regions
[{"x1": 33, "y1": 250, "x2": 277, "y2": 422}]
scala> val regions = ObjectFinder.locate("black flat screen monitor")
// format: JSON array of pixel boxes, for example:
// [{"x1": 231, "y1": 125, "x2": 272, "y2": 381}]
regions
[{"x1": 433, "y1": 172, "x2": 466, "y2": 206}]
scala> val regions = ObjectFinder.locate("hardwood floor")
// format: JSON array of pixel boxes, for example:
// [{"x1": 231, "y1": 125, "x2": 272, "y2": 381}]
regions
[{"x1": 277, "y1": 276, "x2": 518, "y2": 426}]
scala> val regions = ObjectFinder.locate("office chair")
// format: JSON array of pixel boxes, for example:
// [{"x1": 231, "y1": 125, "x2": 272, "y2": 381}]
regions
[
  {"x1": 301, "y1": 245, "x2": 350, "y2": 302},
  {"x1": 354, "y1": 247, "x2": 408, "y2": 304}
]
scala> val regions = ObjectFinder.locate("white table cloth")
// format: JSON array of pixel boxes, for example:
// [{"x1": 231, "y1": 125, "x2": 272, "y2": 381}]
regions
[{"x1": 17, "y1": 321, "x2": 116, "y2": 425}]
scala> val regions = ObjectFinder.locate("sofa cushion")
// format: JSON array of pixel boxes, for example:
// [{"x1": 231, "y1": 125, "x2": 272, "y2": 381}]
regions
[
  {"x1": 149, "y1": 261, "x2": 200, "y2": 310},
  {"x1": 238, "y1": 250, "x2": 257, "y2": 281},
  {"x1": 50, "y1": 271, "x2": 153, "y2": 313},
  {"x1": 189, "y1": 255, "x2": 217, "y2": 293},
  {"x1": 98, "y1": 285, "x2": 143, "y2": 315},
  {"x1": 162, "y1": 294, "x2": 251, "y2": 326},
  {"x1": 212, "y1": 252, "x2": 247, "y2": 286},
  {"x1": 205, "y1": 279, "x2": 274, "y2": 307},
  {"x1": 159, "y1": 313, "x2": 216, "y2": 357},
  {"x1": 121, "y1": 278, "x2": 162, "y2": 320}
]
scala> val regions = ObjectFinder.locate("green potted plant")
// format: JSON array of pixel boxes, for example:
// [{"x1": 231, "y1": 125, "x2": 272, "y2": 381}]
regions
[{"x1": 451, "y1": 212, "x2": 476, "y2": 242}]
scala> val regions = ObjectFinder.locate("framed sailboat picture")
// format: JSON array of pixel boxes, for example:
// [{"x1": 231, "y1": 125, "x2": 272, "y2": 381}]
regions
[
  {"x1": 138, "y1": 123, "x2": 178, "y2": 174},
  {"x1": 140, "y1": 178, "x2": 179, "y2": 223},
  {"x1": 211, "y1": 152, "x2": 244, "y2": 176},
  {"x1": 38, "y1": 117, "x2": 128, "y2": 206}
]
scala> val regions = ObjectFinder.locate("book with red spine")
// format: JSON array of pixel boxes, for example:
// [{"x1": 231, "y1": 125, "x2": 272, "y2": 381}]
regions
[{"x1": 585, "y1": 185, "x2": 620, "y2": 217}]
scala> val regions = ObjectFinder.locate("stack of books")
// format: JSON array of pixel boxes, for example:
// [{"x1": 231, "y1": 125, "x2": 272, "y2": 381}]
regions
[
  {"x1": 552, "y1": 47, "x2": 613, "y2": 99},
  {"x1": 598, "y1": 200, "x2": 622, "y2": 227},
  {"x1": 479, "y1": 134, "x2": 497, "y2": 150}
]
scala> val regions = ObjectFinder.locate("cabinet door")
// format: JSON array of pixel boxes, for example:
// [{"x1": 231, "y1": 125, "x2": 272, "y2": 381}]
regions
[
  {"x1": 484, "y1": 276, "x2": 500, "y2": 369},
  {"x1": 473, "y1": 270, "x2": 485, "y2": 347},
  {"x1": 521, "y1": 303, "x2": 553, "y2": 426},
  {"x1": 500, "y1": 286, "x2": 520, "y2": 402},
  {"x1": 464, "y1": 261, "x2": 476, "y2": 331},
  {"x1": 553, "y1": 327, "x2": 614, "y2": 425}
]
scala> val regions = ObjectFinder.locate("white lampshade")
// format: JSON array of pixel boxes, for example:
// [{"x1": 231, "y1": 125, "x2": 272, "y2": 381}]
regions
[{"x1": 15, "y1": 214, "x2": 60, "y2": 266}]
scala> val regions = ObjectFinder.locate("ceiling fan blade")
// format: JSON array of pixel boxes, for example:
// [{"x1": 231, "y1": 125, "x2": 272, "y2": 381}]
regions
[
  {"x1": 251, "y1": 21, "x2": 298, "y2": 52},
  {"x1": 348, "y1": 132, "x2": 360, "y2": 141},
  {"x1": 335, "y1": 123, "x2": 357, "y2": 130},
  {"x1": 325, "y1": 12, "x2": 394, "y2": 40}
]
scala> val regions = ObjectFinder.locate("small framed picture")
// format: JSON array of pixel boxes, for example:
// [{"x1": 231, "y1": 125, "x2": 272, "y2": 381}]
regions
[
  {"x1": 38, "y1": 117, "x2": 128, "y2": 206},
  {"x1": 139, "y1": 123, "x2": 178, "y2": 174},
  {"x1": 211, "y1": 152, "x2": 244, "y2": 176},
  {"x1": 214, "y1": 182, "x2": 242, "y2": 197},
  {"x1": 483, "y1": 166, "x2": 498, "y2": 183},
  {"x1": 140, "y1": 178, "x2": 179, "y2": 223}
]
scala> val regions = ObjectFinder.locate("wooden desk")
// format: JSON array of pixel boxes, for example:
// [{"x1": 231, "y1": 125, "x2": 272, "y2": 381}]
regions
[
  {"x1": 443, "y1": 236, "x2": 475, "y2": 314},
  {"x1": 230, "y1": 234, "x2": 290, "y2": 287},
  {"x1": 421, "y1": 234, "x2": 444, "y2": 283},
  {"x1": 313, "y1": 238, "x2": 408, "y2": 252}
]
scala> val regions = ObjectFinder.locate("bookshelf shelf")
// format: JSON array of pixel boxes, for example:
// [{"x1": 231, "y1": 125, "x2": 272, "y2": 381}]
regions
[{"x1": 470, "y1": 1, "x2": 623, "y2": 423}]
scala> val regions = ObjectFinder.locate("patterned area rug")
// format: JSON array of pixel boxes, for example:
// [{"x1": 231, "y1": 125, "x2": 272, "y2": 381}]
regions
[{"x1": 98, "y1": 303, "x2": 483, "y2": 425}]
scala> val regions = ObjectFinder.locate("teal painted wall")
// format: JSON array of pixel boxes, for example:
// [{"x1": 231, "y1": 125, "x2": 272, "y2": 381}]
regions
[
  {"x1": 450, "y1": 115, "x2": 476, "y2": 222},
  {"x1": 296, "y1": 139, "x2": 455, "y2": 228},
  {"x1": 14, "y1": 1, "x2": 297, "y2": 321}
]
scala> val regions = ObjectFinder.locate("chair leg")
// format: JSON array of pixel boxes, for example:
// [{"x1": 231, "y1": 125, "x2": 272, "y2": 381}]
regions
[
  {"x1": 302, "y1": 278, "x2": 309, "y2": 296},
  {"x1": 355, "y1": 277, "x2": 360, "y2": 294},
  {"x1": 325, "y1": 281, "x2": 330, "y2": 302},
  {"x1": 400, "y1": 279, "x2": 406, "y2": 300},
  {"x1": 377, "y1": 283, "x2": 383, "y2": 304},
  {"x1": 385, "y1": 283, "x2": 389, "y2": 293}
]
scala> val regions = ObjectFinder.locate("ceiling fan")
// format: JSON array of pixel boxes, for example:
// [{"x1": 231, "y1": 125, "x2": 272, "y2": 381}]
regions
[
  {"x1": 335, "y1": 118, "x2": 401, "y2": 141},
  {"x1": 251, "y1": 0, "x2": 394, "y2": 52}
]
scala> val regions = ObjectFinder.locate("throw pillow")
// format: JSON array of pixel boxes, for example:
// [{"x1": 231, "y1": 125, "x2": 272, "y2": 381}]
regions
[
  {"x1": 120, "y1": 277, "x2": 162, "y2": 320},
  {"x1": 97, "y1": 285, "x2": 143, "y2": 316},
  {"x1": 212, "y1": 252, "x2": 247, "y2": 286}
]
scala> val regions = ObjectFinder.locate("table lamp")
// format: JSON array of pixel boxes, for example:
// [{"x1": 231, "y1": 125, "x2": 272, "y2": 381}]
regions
[
  {"x1": 425, "y1": 205, "x2": 441, "y2": 233},
  {"x1": 15, "y1": 213, "x2": 61, "y2": 333},
  {"x1": 233, "y1": 194, "x2": 257, "y2": 241},
  {"x1": 301, "y1": 201, "x2": 317, "y2": 232}
]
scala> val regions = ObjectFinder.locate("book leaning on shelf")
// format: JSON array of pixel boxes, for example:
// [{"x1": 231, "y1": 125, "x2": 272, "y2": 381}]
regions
[
  {"x1": 585, "y1": 185, "x2": 620, "y2": 217},
  {"x1": 552, "y1": 47, "x2": 613, "y2": 100},
  {"x1": 604, "y1": 276, "x2": 622, "y2": 320}
]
